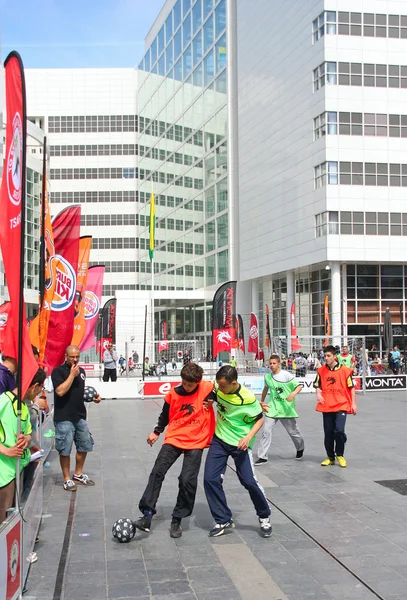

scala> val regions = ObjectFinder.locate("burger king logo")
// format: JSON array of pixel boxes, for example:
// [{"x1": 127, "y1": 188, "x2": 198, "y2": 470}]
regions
[
  {"x1": 7, "y1": 112, "x2": 23, "y2": 207},
  {"x1": 51, "y1": 255, "x2": 76, "y2": 312},
  {"x1": 84, "y1": 291, "x2": 100, "y2": 320},
  {"x1": 250, "y1": 325, "x2": 258, "y2": 339}
]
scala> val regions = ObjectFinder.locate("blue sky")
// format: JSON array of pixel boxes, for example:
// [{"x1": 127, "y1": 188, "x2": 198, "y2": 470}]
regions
[{"x1": 1, "y1": 0, "x2": 165, "y2": 68}]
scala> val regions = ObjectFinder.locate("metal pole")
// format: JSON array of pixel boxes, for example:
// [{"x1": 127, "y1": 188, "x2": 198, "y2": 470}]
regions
[
  {"x1": 400, "y1": 303, "x2": 405, "y2": 373},
  {"x1": 142, "y1": 304, "x2": 147, "y2": 382},
  {"x1": 362, "y1": 336, "x2": 366, "y2": 394}
]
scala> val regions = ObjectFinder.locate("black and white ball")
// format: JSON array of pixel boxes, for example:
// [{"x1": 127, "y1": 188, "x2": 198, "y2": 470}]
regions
[
  {"x1": 112, "y1": 518, "x2": 135, "y2": 543},
  {"x1": 83, "y1": 386, "x2": 98, "y2": 403}
]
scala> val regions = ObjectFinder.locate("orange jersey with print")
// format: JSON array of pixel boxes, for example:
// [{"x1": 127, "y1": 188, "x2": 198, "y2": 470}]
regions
[
  {"x1": 163, "y1": 380, "x2": 215, "y2": 449},
  {"x1": 314, "y1": 364, "x2": 354, "y2": 413}
]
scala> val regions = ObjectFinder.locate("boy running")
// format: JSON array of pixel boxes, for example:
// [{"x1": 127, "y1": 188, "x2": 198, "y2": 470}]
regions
[
  {"x1": 314, "y1": 345, "x2": 357, "y2": 468},
  {"x1": 204, "y1": 366, "x2": 272, "y2": 538},
  {"x1": 135, "y1": 362, "x2": 215, "y2": 538},
  {"x1": 255, "y1": 354, "x2": 304, "y2": 465}
]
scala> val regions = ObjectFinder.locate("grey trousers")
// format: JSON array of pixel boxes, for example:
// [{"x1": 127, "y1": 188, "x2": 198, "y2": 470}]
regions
[{"x1": 257, "y1": 417, "x2": 304, "y2": 459}]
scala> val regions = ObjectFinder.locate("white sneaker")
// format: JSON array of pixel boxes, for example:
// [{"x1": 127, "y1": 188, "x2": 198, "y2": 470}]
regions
[{"x1": 259, "y1": 517, "x2": 272, "y2": 538}]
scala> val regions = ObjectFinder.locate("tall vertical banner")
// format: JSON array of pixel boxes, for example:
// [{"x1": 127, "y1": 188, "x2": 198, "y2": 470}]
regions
[
  {"x1": 158, "y1": 320, "x2": 169, "y2": 354},
  {"x1": 0, "y1": 302, "x2": 11, "y2": 352},
  {"x1": 45, "y1": 206, "x2": 81, "y2": 368},
  {"x1": 212, "y1": 281, "x2": 236, "y2": 358},
  {"x1": 291, "y1": 302, "x2": 301, "y2": 351},
  {"x1": 0, "y1": 52, "x2": 38, "y2": 397},
  {"x1": 248, "y1": 313, "x2": 259, "y2": 354},
  {"x1": 237, "y1": 314, "x2": 245, "y2": 352},
  {"x1": 264, "y1": 304, "x2": 271, "y2": 348},
  {"x1": 79, "y1": 266, "x2": 104, "y2": 351},
  {"x1": 323, "y1": 294, "x2": 331, "y2": 346},
  {"x1": 98, "y1": 298, "x2": 117, "y2": 360},
  {"x1": 29, "y1": 168, "x2": 56, "y2": 361},
  {"x1": 149, "y1": 192, "x2": 155, "y2": 260},
  {"x1": 71, "y1": 236, "x2": 92, "y2": 347}
]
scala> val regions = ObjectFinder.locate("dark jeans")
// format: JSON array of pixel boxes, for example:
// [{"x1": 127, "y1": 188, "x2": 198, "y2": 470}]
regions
[
  {"x1": 139, "y1": 443, "x2": 203, "y2": 520},
  {"x1": 323, "y1": 412, "x2": 347, "y2": 459},
  {"x1": 204, "y1": 435, "x2": 271, "y2": 524},
  {"x1": 103, "y1": 368, "x2": 117, "y2": 382}
]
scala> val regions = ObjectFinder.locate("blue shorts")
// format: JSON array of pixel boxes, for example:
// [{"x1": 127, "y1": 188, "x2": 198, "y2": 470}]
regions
[{"x1": 54, "y1": 419, "x2": 94, "y2": 456}]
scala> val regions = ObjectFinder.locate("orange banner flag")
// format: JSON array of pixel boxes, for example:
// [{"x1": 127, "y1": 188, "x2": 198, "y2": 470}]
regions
[{"x1": 71, "y1": 236, "x2": 92, "y2": 347}]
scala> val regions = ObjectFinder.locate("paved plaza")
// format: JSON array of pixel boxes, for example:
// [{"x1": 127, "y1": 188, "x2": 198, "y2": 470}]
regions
[{"x1": 26, "y1": 389, "x2": 407, "y2": 600}]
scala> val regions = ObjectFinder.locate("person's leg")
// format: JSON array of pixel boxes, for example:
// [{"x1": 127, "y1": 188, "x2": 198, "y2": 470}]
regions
[
  {"x1": 111, "y1": 369, "x2": 117, "y2": 382},
  {"x1": 280, "y1": 418, "x2": 304, "y2": 451},
  {"x1": 55, "y1": 421, "x2": 75, "y2": 483},
  {"x1": 0, "y1": 479, "x2": 16, "y2": 524},
  {"x1": 73, "y1": 419, "x2": 95, "y2": 484},
  {"x1": 172, "y1": 449, "x2": 203, "y2": 521},
  {"x1": 232, "y1": 448, "x2": 271, "y2": 519},
  {"x1": 322, "y1": 413, "x2": 335, "y2": 460},
  {"x1": 203, "y1": 436, "x2": 232, "y2": 524},
  {"x1": 102, "y1": 368, "x2": 109, "y2": 382},
  {"x1": 333, "y1": 411, "x2": 347, "y2": 457},
  {"x1": 139, "y1": 444, "x2": 182, "y2": 515},
  {"x1": 256, "y1": 417, "x2": 277, "y2": 460}
]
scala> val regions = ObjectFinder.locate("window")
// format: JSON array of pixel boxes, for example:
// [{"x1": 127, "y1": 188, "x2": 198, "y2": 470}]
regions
[{"x1": 315, "y1": 212, "x2": 339, "y2": 237}]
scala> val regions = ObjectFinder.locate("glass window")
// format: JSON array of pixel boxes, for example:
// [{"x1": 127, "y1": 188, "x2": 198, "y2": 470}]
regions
[
  {"x1": 166, "y1": 12, "x2": 173, "y2": 42},
  {"x1": 204, "y1": 14, "x2": 214, "y2": 52},
  {"x1": 158, "y1": 26, "x2": 165, "y2": 55},
  {"x1": 204, "y1": 49, "x2": 214, "y2": 85},
  {"x1": 216, "y1": 69, "x2": 227, "y2": 93},
  {"x1": 192, "y1": 0, "x2": 202, "y2": 34},
  {"x1": 328, "y1": 161, "x2": 338, "y2": 184},
  {"x1": 182, "y1": 0, "x2": 191, "y2": 16},
  {"x1": 205, "y1": 187, "x2": 215, "y2": 218},
  {"x1": 215, "y1": 0, "x2": 226, "y2": 38},
  {"x1": 193, "y1": 31, "x2": 202, "y2": 67},
  {"x1": 166, "y1": 40, "x2": 173, "y2": 72},
  {"x1": 174, "y1": 0, "x2": 182, "y2": 29},
  {"x1": 174, "y1": 58, "x2": 183, "y2": 81},
  {"x1": 206, "y1": 219, "x2": 216, "y2": 250},
  {"x1": 193, "y1": 63, "x2": 203, "y2": 86},
  {"x1": 203, "y1": 0, "x2": 213, "y2": 19},
  {"x1": 217, "y1": 213, "x2": 228, "y2": 247},
  {"x1": 217, "y1": 249, "x2": 228, "y2": 282},
  {"x1": 216, "y1": 33, "x2": 226, "y2": 71},
  {"x1": 158, "y1": 53, "x2": 165, "y2": 76},
  {"x1": 206, "y1": 254, "x2": 216, "y2": 285},
  {"x1": 174, "y1": 28, "x2": 182, "y2": 59},
  {"x1": 183, "y1": 12, "x2": 192, "y2": 45},
  {"x1": 183, "y1": 44, "x2": 192, "y2": 77}
]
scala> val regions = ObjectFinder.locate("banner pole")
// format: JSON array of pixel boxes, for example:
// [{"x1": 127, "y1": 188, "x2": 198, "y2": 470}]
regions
[
  {"x1": 151, "y1": 259, "x2": 155, "y2": 365},
  {"x1": 39, "y1": 136, "x2": 46, "y2": 309},
  {"x1": 142, "y1": 304, "x2": 147, "y2": 382}
]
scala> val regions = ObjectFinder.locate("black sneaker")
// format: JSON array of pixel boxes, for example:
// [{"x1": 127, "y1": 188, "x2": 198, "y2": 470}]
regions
[
  {"x1": 254, "y1": 458, "x2": 268, "y2": 466},
  {"x1": 259, "y1": 517, "x2": 272, "y2": 538},
  {"x1": 135, "y1": 515, "x2": 152, "y2": 533},
  {"x1": 295, "y1": 450, "x2": 304, "y2": 461},
  {"x1": 208, "y1": 520, "x2": 235, "y2": 537},
  {"x1": 170, "y1": 520, "x2": 182, "y2": 538}
]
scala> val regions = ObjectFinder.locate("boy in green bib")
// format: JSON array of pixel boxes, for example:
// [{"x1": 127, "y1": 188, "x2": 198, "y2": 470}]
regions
[{"x1": 254, "y1": 354, "x2": 304, "y2": 465}]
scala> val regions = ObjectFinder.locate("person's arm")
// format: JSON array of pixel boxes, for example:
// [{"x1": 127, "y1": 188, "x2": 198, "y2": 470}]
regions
[
  {"x1": 147, "y1": 401, "x2": 170, "y2": 445},
  {"x1": 113, "y1": 351, "x2": 118, "y2": 362},
  {"x1": 351, "y1": 387, "x2": 357, "y2": 414},
  {"x1": 287, "y1": 384, "x2": 303, "y2": 402},
  {"x1": 54, "y1": 364, "x2": 80, "y2": 397},
  {"x1": 0, "y1": 442, "x2": 26, "y2": 458},
  {"x1": 237, "y1": 414, "x2": 264, "y2": 451},
  {"x1": 260, "y1": 384, "x2": 269, "y2": 413},
  {"x1": 313, "y1": 373, "x2": 324, "y2": 404}
]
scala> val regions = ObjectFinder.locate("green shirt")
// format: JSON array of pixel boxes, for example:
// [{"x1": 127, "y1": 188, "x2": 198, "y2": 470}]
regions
[
  {"x1": 215, "y1": 384, "x2": 262, "y2": 448},
  {"x1": 264, "y1": 371, "x2": 302, "y2": 419},
  {"x1": 338, "y1": 354, "x2": 354, "y2": 368},
  {"x1": 0, "y1": 391, "x2": 32, "y2": 488}
]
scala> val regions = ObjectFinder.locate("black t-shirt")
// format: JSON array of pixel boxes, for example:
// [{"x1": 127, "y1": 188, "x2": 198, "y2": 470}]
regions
[{"x1": 51, "y1": 363, "x2": 86, "y2": 422}]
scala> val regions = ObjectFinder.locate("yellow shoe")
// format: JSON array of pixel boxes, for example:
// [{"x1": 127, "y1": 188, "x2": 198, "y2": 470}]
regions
[
  {"x1": 336, "y1": 456, "x2": 347, "y2": 468},
  {"x1": 321, "y1": 458, "x2": 335, "y2": 466}
]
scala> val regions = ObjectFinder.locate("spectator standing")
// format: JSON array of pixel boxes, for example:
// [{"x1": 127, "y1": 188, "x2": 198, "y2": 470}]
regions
[
  {"x1": 0, "y1": 368, "x2": 46, "y2": 523},
  {"x1": 51, "y1": 345, "x2": 101, "y2": 491},
  {"x1": 314, "y1": 345, "x2": 357, "y2": 468},
  {"x1": 391, "y1": 346, "x2": 401, "y2": 374},
  {"x1": 337, "y1": 345, "x2": 356, "y2": 372},
  {"x1": 295, "y1": 353, "x2": 307, "y2": 378},
  {"x1": 132, "y1": 350, "x2": 139, "y2": 364},
  {"x1": 103, "y1": 343, "x2": 118, "y2": 382},
  {"x1": 255, "y1": 354, "x2": 304, "y2": 465}
]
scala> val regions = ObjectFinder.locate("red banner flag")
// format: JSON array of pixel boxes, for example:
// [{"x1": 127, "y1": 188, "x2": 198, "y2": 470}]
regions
[
  {"x1": 71, "y1": 236, "x2": 92, "y2": 347},
  {"x1": 237, "y1": 314, "x2": 245, "y2": 352},
  {"x1": 97, "y1": 298, "x2": 117, "y2": 360},
  {"x1": 323, "y1": 295, "x2": 331, "y2": 346},
  {"x1": 79, "y1": 266, "x2": 104, "y2": 351},
  {"x1": 212, "y1": 281, "x2": 236, "y2": 358},
  {"x1": 158, "y1": 320, "x2": 169, "y2": 354},
  {"x1": 0, "y1": 302, "x2": 12, "y2": 352},
  {"x1": 291, "y1": 303, "x2": 301, "y2": 351},
  {"x1": 0, "y1": 52, "x2": 38, "y2": 396},
  {"x1": 248, "y1": 313, "x2": 259, "y2": 354},
  {"x1": 265, "y1": 304, "x2": 271, "y2": 348},
  {"x1": 45, "y1": 206, "x2": 81, "y2": 368}
]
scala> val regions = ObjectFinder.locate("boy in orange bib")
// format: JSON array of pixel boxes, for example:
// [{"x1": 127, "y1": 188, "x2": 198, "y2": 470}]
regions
[
  {"x1": 135, "y1": 362, "x2": 215, "y2": 538},
  {"x1": 314, "y1": 345, "x2": 357, "y2": 468}
]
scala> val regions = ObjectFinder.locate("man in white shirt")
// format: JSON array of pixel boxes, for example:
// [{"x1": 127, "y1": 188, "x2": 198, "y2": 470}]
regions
[{"x1": 103, "y1": 344, "x2": 118, "y2": 382}]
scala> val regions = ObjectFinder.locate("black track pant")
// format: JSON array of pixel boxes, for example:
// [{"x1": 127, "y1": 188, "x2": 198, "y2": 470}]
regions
[{"x1": 138, "y1": 443, "x2": 203, "y2": 520}]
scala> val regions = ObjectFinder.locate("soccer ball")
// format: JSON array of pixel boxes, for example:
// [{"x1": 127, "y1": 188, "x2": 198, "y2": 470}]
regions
[
  {"x1": 83, "y1": 386, "x2": 98, "y2": 403},
  {"x1": 112, "y1": 518, "x2": 135, "y2": 543}
]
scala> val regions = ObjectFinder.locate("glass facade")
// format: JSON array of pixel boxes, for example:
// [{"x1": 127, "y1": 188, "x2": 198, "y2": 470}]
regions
[
  {"x1": 137, "y1": 0, "x2": 228, "y2": 293},
  {"x1": 25, "y1": 168, "x2": 41, "y2": 294}
]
